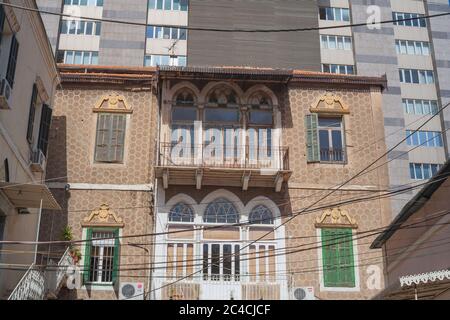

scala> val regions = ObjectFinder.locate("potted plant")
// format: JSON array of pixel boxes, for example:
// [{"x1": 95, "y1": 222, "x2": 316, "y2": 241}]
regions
[{"x1": 61, "y1": 226, "x2": 82, "y2": 264}]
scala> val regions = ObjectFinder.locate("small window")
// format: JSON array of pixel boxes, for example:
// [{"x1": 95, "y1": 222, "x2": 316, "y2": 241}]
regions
[
  {"x1": 6, "y1": 35, "x2": 19, "y2": 87},
  {"x1": 84, "y1": 229, "x2": 119, "y2": 284},
  {"x1": 94, "y1": 114, "x2": 127, "y2": 163},
  {"x1": 318, "y1": 117, "x2": 345, "y2": 162},
  {"x1": 26, "y1": 84, "x2": 39, "y2": 143}
]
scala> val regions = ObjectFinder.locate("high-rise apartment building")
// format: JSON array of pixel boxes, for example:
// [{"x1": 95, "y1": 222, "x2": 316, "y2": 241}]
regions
[{"x1": 37, "y1": 0, "x2": 449, "y2": 214}]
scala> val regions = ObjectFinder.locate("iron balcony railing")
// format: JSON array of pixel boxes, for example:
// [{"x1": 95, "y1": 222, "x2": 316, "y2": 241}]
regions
[
  {"x1": 319, "y1": 148, "x2": 346, "y2": 163},
  {"x1": 159, "y1": 143, "x2": 290, "y2": 171}
]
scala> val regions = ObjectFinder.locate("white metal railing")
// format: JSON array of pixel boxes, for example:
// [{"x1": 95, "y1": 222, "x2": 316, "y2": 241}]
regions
[
  {"x1": 8, "y1": 264, "x2": 46, "y2": 300},
  {"x1": 55, "y1": 247, "x2": 72, "y2": 289},
  {"x1": 8, "y1": 248, "x2": 72, "y2": 300}
]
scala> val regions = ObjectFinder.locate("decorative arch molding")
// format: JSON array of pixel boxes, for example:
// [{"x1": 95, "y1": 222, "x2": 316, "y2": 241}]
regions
[
  {"x1": 315, "y1": 207, "x2": 357, "y2": 229},
  {"x1": 310, "y1": 92, "x2": 349, "y2": 114},
  {"x1": 198, "y1": 189, "x2": 245, "y2": 219},
  {"x1": 164, "y1": 193, "x2": 199, "y2": 217},
  {"x1": 243, "y1": 84, "x2": 279, "y2": 107},
  {"x1": 93, "y1": 93, "x2": 132, "y2": 114},
  {"x1": 244, "y1": 196, "x2": 281, "y2": 226},
  {"x1": 168, "y1": 81, "x2": 201, "y2": 104},
  {"x1": 82, "y1": 204, "x2": 124, "y2": 227},
  {"x1": 200, "y1": 81, "x2": 245, "y2": 105}
]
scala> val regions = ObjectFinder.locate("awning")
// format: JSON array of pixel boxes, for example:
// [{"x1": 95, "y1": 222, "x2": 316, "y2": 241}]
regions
[
  {"x1": 0, "y1": 182, "x2": 61, "y2": 210},
  {"x1": 373, "y1": 269, "x2": 450, "y2": 300}
]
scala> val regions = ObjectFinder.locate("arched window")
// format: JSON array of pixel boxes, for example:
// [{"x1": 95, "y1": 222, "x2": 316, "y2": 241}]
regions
[
  {"x1": 249, "y1": 92, "x2": 272, "y2": 110},
  {"x1": 204, "y1": 198, "x2": 239, "y2": 223},
  {"x1": 169, "y1": 202, "x2": 194, "y2": 222},
  {"x1": 249, "y1": 205, "x2": 273, "y2": 224}
]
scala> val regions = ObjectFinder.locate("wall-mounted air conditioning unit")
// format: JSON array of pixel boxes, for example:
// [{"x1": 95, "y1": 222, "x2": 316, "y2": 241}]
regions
[
  {"x1": 291, "y1": 287, "x2": 315, "y2": 300},
  {"x1": 119, "y1": 282, "x2": 144, "y2": 300},
  {"x1": 0, "y1": 78, "x2": 13, "y2": 110}
]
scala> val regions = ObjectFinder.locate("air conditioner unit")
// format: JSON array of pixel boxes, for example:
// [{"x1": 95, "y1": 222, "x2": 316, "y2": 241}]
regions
[
  {"x1": 30, "y1": 149, "x2": 46, "y2": 173},
  {"x1": 119, "y1": 282, "x2": 144, "y2": 300},
  {"x1": 0, "y1": 78, "x2": 13, "y2": 110},
  {"x1": 292, "y1": 287, "x2": 315, "y2": 300}
]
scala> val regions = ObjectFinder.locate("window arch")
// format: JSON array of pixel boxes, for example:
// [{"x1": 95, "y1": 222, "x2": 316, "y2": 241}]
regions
[
  {"x1": 248, "y1": 91, "x2": 273, "y2": 110},
  {"x1": 206, "y1": 86, "x2": 239, "y2": 108},
  {"x1": 169, "y1": 202, "x2": 194, "y2": 222},
  {"x1": 249, "y1": 205, "x2": 273, "y2": 224},
  {"x1": 174, "y1": 89, "x2": 196, "y2": 107},
  {"x1": 204, "y1": 198, "x2": 239, "y2": 223}
]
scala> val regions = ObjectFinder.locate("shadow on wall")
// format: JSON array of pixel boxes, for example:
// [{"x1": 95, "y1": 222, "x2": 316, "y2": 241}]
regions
[{"x1": 37, "y1": 115, "x2": 69, "y2": 265}]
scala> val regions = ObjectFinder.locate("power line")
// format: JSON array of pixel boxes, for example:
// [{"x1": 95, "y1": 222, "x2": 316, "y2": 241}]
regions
[
  {"x1": 1, "y1": 1, "x2": 448, "y2": 33},
  {"x1": 149, "y1": 100, "x2": 450, "y2": 296},
  {"x1": 2, "y1": 172, "x2": 448, "y2": 247}
]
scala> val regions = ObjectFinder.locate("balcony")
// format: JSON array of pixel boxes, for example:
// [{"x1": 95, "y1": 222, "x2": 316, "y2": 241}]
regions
[{"x1": 155, "y1": 143, "x2": 291, "y2": 191}]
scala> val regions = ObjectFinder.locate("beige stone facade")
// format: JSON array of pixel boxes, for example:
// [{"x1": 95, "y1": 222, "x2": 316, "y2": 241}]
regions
[{"x1": 37, "y1": 66, "x2": 391, "y2": 300}]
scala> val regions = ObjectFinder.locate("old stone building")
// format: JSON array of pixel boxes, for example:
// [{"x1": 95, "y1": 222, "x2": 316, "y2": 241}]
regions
[{"x1": 33, "y1": 65, "x2": 392, "y2": 300}]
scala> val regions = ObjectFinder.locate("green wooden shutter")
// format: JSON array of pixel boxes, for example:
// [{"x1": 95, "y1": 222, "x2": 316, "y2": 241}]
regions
[
  {"x1": 339, "y1": 228, "x2": 355, "y2": 287},
  {"x1": 305, "y1": 114, "x2": 320, "y2": 162},
  {"x1": 322, "y1": 228, "x2": 355, "y2": 288},
  {"x1": 112, "y1": 229, "x2": 120, "y2": 284},
  {"x1": 83, "y1": 228, "x2": 93, "y2": 284}
]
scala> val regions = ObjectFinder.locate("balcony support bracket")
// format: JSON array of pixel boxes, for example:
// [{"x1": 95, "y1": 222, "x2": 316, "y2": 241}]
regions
[
  {"x1": 162, "y1": 169, "x2": 169, "y2": 189},
  {"x1": 242, "y1": 172, "x2": 251, "y2": 191},
  {"x1": 196, "y1": 169, "x2": 203, "y2": 190},
  {"x1": 275, "y1": 172, "x2": 284, "y2": 192}
]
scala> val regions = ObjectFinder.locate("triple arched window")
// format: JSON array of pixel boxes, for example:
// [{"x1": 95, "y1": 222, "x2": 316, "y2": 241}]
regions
[{"x1": 168, "y1": 199, "x2": 274, "y2": 225}]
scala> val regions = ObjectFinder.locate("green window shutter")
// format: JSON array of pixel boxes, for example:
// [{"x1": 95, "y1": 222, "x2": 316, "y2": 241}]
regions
[
  {"x1": 305, "y1": 114, "x2": 320, "y2": 162},
  {"x1": 26, "y1": 84, "x2": 38, "y2": 143},
  {"x1": 322, "y1": 228, "x2": 355, "y2": 288},
  {"x1": 112, "y1": 229, "x2": 120, "y2": 284},
  {"x1": 339, "y1": 228, "x2": 355, "y2": 287},
  {"x1": 83, "y1": 228, "x2": 93, "y2": 284}
]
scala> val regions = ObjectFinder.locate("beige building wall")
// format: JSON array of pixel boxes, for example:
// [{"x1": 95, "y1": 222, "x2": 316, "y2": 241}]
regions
[{"x1": 0, "y1": 0, "x2": 59, "y2": 298}]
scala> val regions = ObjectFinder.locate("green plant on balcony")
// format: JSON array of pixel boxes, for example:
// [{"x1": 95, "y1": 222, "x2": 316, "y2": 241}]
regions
[{"x1": 61, "y1": 226, "x2": 82, "y2": 264}]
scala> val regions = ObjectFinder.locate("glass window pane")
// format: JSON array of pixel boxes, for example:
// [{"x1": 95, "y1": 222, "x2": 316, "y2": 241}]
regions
[
  {"x1": 86, "y1": 22, "x2": 93, "y2": 35},
  {"x1": 414, "y1": 164, "x2": 423, "y2": 179},
  {"x1": 319, "y1": 8, "x2": 327, "y2": 20},
  {"x1": 419, "y1": 131, "x2": 428, "y2": 145},
  {"x1": 146, "y1": 26, "x2": 154, "y2": 38},
  {"x1": 423, "y1": 164, "x2": 431, "y2": 179},
  {"x1": 205, "y1": 109, "x2": 239, "y2": 122},
  {"x1": 95, "y1": 22, "x2": 101, "y2": 35},
  {"x1": 422, "y1": 42, "x2": 430, "y2": 55},
  {"x1": 164, "y1": 0, "x2": 171, "y2": 10},
  {"x1": 211, "y1": 244, "x2": 220, "y2": 276},
  {"x1": 179, "y1": 28, "x2": 187, "y2": 40},
  {"x1": 83, "y1": 52, "x2": 90, "y2": 64},
  {"x1": 173, "y1": 0, "x2": 180, "y2": 10},
  {"x1": 411, "y1": 131, "x2": 419, "y2": 145},
  {"x1": 407, "y1": 42, "x2": 415, "y2": 54},
  {"x1": 249, "y1": 110, "x2": 273, "y2": 125},
  {"x1": 65, "y1": 51, "x2": 74, "y2": 64},
  {"x1": 411, "y1": 70, "x2": 419, "y2": 83},
  {"x1": 426, "y1": 71, "x2": 434, "y2": 84},
  {"x1": 409, "y1": 163, "x2": 415, "y2": 179},
  {"x1": 329, "y1": 36, "x2": 336, "y2": 49},
  {"x1": 172, "y1": 107, "x2": 197, "y2": 121},
  {"x1": 431, "y1": 164, "x2": 439, "y2": 175},
  {"x1": 180, "y1": 0, "x2": 188, "y2": 11},
  {"x1": 155, "y1": 27, "x2": 163, "y2": 38},
  {"x1": 163, "y1": 27, "x2": 171, "y2": 39},
  {"x1": 91, "y1": 52, "x2": 99, "y2": 65},
  {"x1": 342, "y1": 9, "x2": 350, "y2": 21},
  {"x1": 171, "y1": 27, "x2": 178, "y2": 39},
  {"x1": 61, "y1": 20, "x2": 68, "y2": 34},
  {"x1": 178, "y1": 56, "x2": 187, "y2": 66},
  {"x1": 157, "y1": 0, "x2": 163, "y2": 9},
  {"x1": 74, "y1": 51, "x2": 82, "y2": 64}
]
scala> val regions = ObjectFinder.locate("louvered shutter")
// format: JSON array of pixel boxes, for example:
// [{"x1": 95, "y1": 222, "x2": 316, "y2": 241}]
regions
[
  {"x1": 26, "y1": 84, "x2": 38, "y2": 143},
  {"x1": 37, "y1": 104, "x2": 52, "y2": 156},
  {"x1": 305, "y1": 114, "x2": 320, "y2": 162},
  {"x1": 6, "y1": 34, "x2": 19, "y2": 87}
]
